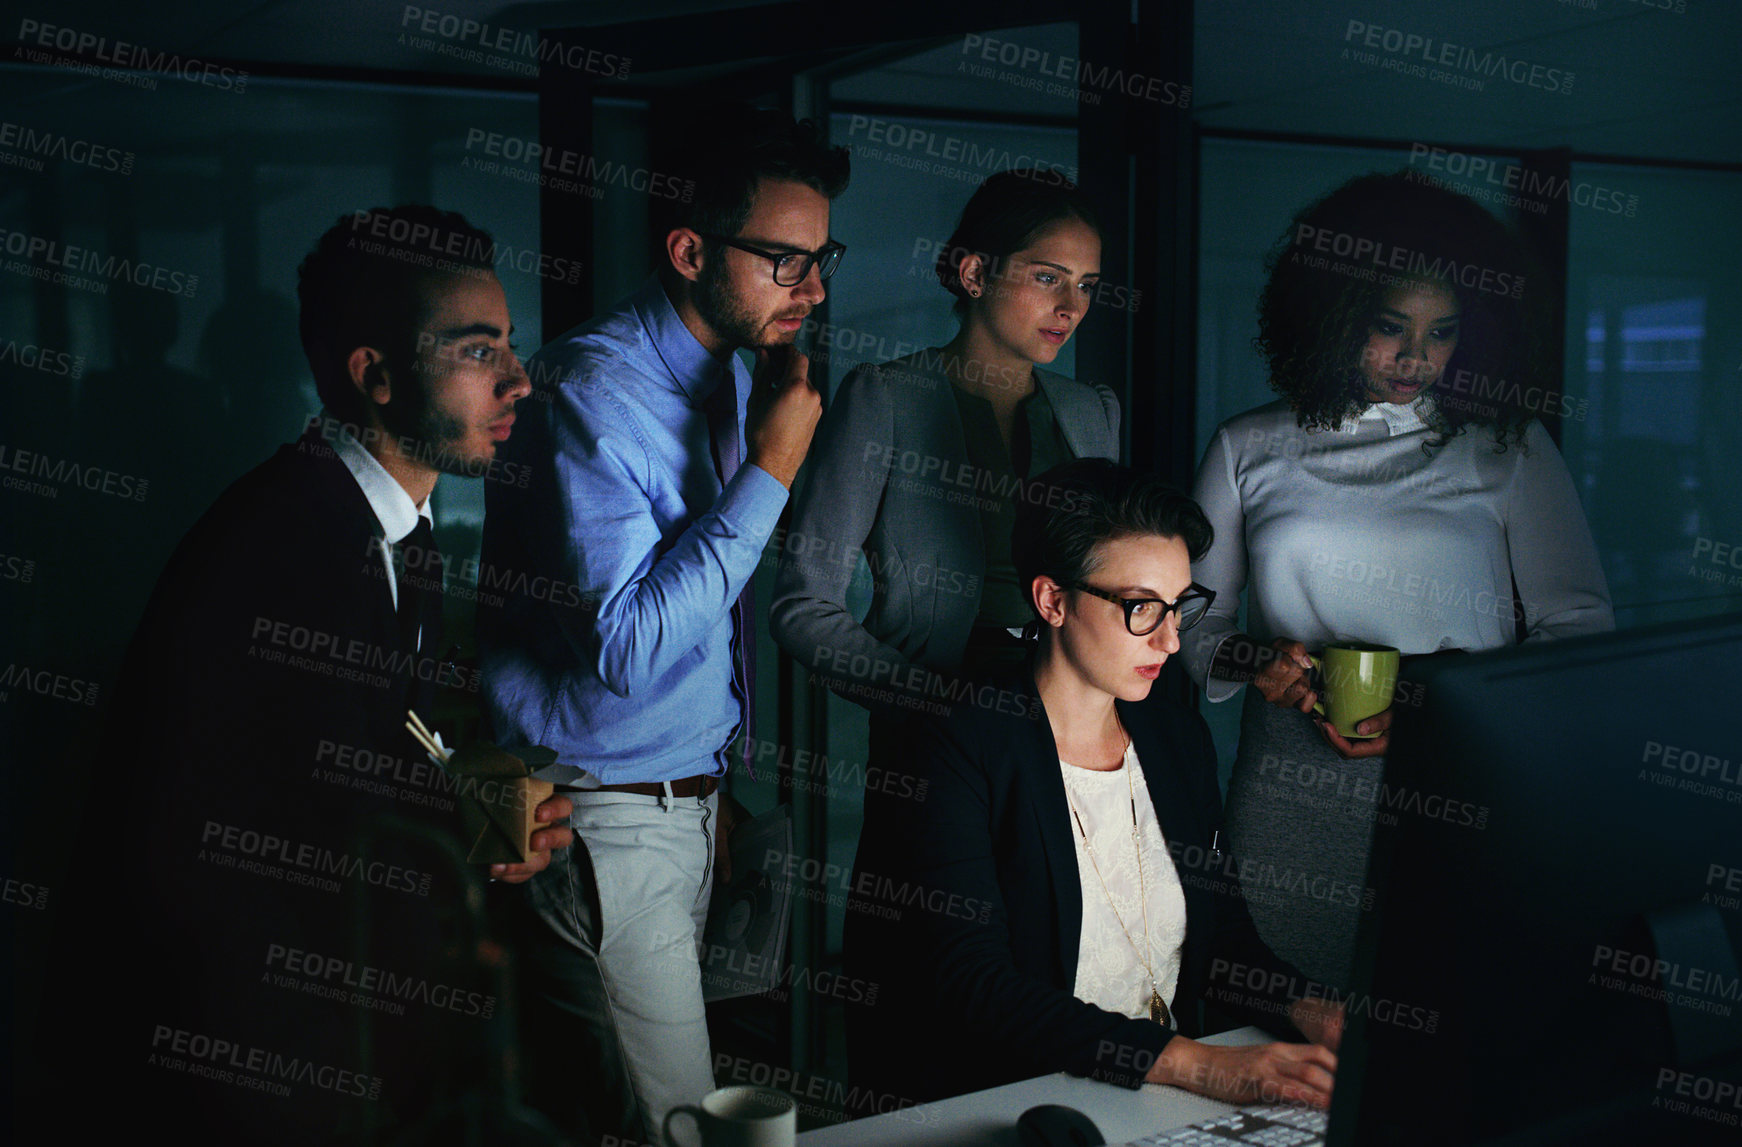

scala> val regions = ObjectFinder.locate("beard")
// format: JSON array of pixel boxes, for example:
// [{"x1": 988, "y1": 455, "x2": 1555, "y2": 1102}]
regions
[
  {"x1": 693, "y1": 257, "x2": 790, "y2": 350},
  {"x1": 377, "y1": 373, "x2": 484, "y2": 479}
]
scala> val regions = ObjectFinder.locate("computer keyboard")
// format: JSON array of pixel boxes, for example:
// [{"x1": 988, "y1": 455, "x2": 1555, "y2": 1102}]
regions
[{"x1": 1124, "y1": 1102, "x2": 1327, "y2": 1145}]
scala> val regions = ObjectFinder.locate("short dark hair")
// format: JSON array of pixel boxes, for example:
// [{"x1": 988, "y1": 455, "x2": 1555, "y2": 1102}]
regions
[
  {"x1": 1012, "y1": 459, "x2": 1212, "y2": 619},
  {"x1": 296, "y1": 205, "x2": 497, "y2": 422},
  {"x1": 936, "y1": 168, "x2": 1101, "y2": 314},
  {"x1": 1256, "y1": 170, "x2": 1547, "y2": 449},
  {"x1": 658, "y1": 106, "x2": 850, "y2": 241}
]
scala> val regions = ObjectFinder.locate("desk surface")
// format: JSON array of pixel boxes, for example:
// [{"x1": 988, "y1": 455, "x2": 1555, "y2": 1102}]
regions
[{"x1": 796, "y1": 1027, "x2": 1271, "y2": 1146}]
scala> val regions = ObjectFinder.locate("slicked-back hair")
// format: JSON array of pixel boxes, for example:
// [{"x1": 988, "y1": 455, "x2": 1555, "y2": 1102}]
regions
[
  {"x1": 1256, "y1": 169, "x2": 1548, "y2": 450},
  {"x1": 1013, "y1": 459, "x2": 1213, "y2": 620},
  {"x1": 656, "y1": 105, "x2": 850, "y2": 243},
  {"x1": 296, "y1": 205, "x2": 497, "y2": 423},
  {"x1": 935, "y1": 167, "x2": 1101, "y2": 315}
]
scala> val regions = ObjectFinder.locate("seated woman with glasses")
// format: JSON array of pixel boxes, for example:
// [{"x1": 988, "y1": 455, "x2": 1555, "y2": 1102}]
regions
[{"x1": 844, "y1": 458, "x2": 1343, "y2": 1111}]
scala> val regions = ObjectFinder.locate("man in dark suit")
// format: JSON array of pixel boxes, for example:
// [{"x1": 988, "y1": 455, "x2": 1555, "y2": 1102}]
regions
[{"x1": 38, "y1": 206, "x2": 572, "y2": 1144}]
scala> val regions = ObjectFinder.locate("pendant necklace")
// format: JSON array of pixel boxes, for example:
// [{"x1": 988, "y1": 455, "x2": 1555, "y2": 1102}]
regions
[{"x1": 1064, "y1": 734, "x2": 1172, "y2": 1028}]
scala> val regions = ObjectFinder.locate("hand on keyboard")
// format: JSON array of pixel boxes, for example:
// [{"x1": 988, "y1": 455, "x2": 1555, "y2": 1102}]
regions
[{"x1": 1142, "y1": 1037, "x2": 1336, "y2": 1110}]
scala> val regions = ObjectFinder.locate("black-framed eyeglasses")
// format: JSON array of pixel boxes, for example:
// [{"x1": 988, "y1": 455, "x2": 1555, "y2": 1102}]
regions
[
  {"x1": 1069, "y1": 582, "x2": 1217, "y2": 635},
  {"x1": 699, "y1": 233, "x2": 846, "y2": 286}
]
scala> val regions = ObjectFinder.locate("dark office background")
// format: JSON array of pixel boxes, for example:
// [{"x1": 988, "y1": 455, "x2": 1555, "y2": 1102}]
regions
[{"x1": 4, "y1": 0, "x2": 1740, "y2": 1122}]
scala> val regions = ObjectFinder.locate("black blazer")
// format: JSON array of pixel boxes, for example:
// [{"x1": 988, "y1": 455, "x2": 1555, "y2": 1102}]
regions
[
  {"x1": 39, "y1": 423, "x2": 477, "y2": 1143},
  {"x1": 845, "y1": 663, "x2": 1306, "y2": 1104}
]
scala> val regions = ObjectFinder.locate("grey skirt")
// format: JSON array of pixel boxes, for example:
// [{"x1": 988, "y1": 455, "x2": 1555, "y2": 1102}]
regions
[{"x1": 1223, "y1": 688, "x2": 1385, "y2": 989}]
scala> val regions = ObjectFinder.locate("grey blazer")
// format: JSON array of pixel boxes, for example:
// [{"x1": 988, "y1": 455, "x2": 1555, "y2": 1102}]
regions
[{"x1": 769, "y1": 351, "x2": 1120, "y2": 719}]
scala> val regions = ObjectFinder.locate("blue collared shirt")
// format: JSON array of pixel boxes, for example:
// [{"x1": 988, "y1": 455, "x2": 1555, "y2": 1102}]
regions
[{"x1": 480, "y1": 277, "x2": 787, "y2": 783}]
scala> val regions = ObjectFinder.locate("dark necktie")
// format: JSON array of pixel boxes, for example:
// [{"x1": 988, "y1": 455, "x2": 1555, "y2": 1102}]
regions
[
  {"x1": 394, "y1": 519, "x2": 445, "y2": 652},
  {"x1": 704, "y1": 367, "x2": 756, "y2": 775},
  {"x1": 394, "y1": 518, "x2": 445, "y2": 720}
]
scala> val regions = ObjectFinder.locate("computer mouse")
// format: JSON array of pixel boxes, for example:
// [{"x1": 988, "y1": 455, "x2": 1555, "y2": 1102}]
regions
[{"x1": 1016, "y1": 1103, "x2": 1106, "y2": 1147}]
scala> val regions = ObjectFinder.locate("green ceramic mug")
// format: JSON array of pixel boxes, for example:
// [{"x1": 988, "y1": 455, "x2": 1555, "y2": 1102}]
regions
[{"x1": 1310, "y1": 642, "x2": 1400, "y2": 739}]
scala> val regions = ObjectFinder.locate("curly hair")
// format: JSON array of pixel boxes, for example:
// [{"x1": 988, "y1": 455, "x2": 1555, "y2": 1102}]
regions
[{"x1": 1255, "y1": 170, "x2": 1553, "y2": 450}]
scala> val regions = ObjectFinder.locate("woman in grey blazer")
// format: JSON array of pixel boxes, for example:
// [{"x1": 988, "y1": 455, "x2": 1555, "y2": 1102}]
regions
[{"x1": 770, "y1": 169, "x2": 1120, "y2": 726}]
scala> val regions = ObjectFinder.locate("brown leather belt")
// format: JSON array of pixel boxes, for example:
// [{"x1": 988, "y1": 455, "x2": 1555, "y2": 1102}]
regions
[{"x1": 594, "y1": 774, "x2": 719, "y2": 799}]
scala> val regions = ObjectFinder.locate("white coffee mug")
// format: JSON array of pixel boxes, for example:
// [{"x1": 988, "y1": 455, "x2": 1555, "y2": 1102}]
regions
[{"x1": 664, "y1": 1086, "x2": 796, "y2": 1147}]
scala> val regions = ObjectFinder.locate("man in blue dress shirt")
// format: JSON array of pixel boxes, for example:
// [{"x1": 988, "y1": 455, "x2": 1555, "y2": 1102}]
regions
[{"x1": 480, "y1": 109, "x2": 850, "y2": 1143}]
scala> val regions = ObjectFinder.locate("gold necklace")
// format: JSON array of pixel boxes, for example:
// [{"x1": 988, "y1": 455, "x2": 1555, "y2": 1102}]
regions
[{"x1": 1062, "y1": 740, "x2": 1172, "y2": 1028}]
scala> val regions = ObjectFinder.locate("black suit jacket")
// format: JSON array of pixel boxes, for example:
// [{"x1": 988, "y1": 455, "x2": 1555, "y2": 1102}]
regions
[
  {"x1": 41, "y1": 424, "x2": 481, "y2": 1143},
  {"x1": 845, "y1": 663, "x2": 1308, "y2": 1105}
]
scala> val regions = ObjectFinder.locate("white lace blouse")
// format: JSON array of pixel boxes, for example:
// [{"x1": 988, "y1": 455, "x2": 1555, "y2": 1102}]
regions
[{"x1": 1060, "y1": 743, "x2": 1188, "y2": 1025}]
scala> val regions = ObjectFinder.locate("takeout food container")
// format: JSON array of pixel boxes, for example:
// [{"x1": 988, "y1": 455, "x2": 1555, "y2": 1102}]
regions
[{"x1": 444, "y1": 742, "x2": 559, "y2": 864}]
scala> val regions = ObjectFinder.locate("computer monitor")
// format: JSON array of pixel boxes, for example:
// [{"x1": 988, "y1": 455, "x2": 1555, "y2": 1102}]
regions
[{"x1": 1329, "y1": 614, "x2": 1742, "y2": 1146}]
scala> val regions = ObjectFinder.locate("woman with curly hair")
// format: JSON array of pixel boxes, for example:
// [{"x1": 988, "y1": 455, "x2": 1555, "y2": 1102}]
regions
[{"x1": 1179, "y1": 170, "x2": 1613, "y2": 988}]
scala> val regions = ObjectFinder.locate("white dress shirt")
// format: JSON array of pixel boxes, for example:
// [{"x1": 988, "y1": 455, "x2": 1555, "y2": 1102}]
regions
[{"x1": 327, "y1": 416, "x2": 433, "y2": 632}]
